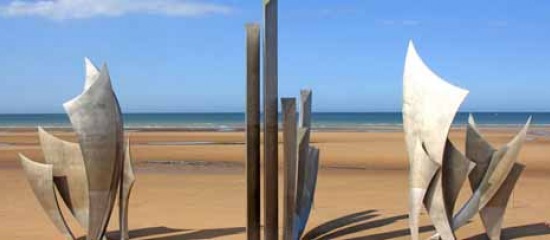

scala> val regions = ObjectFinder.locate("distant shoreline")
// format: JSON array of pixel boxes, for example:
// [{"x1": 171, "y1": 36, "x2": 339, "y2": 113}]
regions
[
  {"x1": 0, "y1": 124, "x2": 548, "y2": 132},
  {"x1": 0, "y1": 112, "x2": 543, "y2": 130}
]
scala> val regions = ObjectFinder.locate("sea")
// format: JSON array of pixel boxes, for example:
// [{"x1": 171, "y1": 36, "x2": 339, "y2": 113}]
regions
[{"x1": 0, "y1": 112, "x2": 546, "y2": 130}]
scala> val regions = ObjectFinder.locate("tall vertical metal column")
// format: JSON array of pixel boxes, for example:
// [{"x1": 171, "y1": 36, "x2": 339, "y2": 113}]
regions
[
  {"x1": 296, "y1": 90, "x2": 312, "y2": 210},
  {"x1": 263, "y1": 0, "x2": 279, "y2": 239},
  {"x1": 282, "y1": 98, "x2": 297, "y2": 240},
  {"x1": 245, "y1": 23, "x2": 261, "y2": 240}
]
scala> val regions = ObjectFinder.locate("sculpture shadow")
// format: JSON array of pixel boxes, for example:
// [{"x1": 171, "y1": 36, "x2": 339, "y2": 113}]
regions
[
  {"x1": 145, "y1": 227, "x2": 245, "y2": 240},
  {"x1": 304, "y1": 210, "x2": 415, "y2": 240},
  {"x1": 77, "y1": 226, "x2": 186, "y2": 240},
  {"x1": 77, "y1": 226, "x2": 245, "y2": 240},
  {"x1": 303, "y1": 210, "x2": 379, "y2": 240},
  {"x1": 347, "y1": 225, "x2": 435, "y2": 240},
  {"x1": 465, "y1": 223, "x2": 550, "y2": 240}
]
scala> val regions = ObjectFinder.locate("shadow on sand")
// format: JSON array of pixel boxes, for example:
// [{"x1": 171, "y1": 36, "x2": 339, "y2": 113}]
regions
[
  {"x1": 304, "y1": 210, "x2": 550, "y2": 240},
  {"x1": 465, "y1": 223, "x2": 550, "y2": 240},
  {"x1": 302, "y1": 210, "x2": 379, "y2": 240},
  {"x1": 77, "y1": 226, "x2": 245, "y2": 240},
  {"x1": 303, "y1": 210, "x2": 434, "y2": 240},
  {"x1": 146, "y1": 227, "x2": 245, "y2": 240}
]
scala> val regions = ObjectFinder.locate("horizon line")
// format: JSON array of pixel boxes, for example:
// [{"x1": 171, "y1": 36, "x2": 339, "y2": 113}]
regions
[{"x1": 0, "y1": 111, "x2": 549, "y2": 115}]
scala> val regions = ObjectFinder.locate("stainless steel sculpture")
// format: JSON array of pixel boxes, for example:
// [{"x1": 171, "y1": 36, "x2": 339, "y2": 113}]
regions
[
  {"x1": 64, "y1": 61, "x2": 123, "y2": 240},
  {"x1": 19, "y1": 58, "x2": 134, "y2": 240},
  {"x1": 450, "y1": 115, "x2": 529, "y2": 238},
  {"x1": 480, "y1": 163, "x2": 524, "y2": 240},
  {"x1": 245, "y1": 23, "x2": 261, "y2": 240},
  {"x1": 403, "y1": 41, "x2": 468, "y2": 240},
  {"x1": 403, "y1": 41, "x2": 530, "y2": 240},
  {"x1": 282, "y1": 98, "x2": 298, "y2": 240},
  {"x1": 282, "y1": 90, "x2": 320, "y2": 240},
  {"x1": 263, "y1": 0, "x2": 279, "y2": 239},
  {"x1": 119, "y1": 139, "x2": 136, "y2": 240},
  {"x1": 38, "y1": 127, "x2": 90, "y2": 228},
  {"x1": 20, "y1": 154, "x2": 76, "y2": 240}
]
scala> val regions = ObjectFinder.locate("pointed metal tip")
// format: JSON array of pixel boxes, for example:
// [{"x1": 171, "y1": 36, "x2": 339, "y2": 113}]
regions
[
  {"x1": 519, "y1": 116, "x2": 531, "y2": 134},
  {"x1": 408, "y1": 40, "x2": 415, "y2": 49},
  {"x1": 100, "y1": 63, "x2": 109, "y2": 74},
  {"x1": 84, "y1": 57, "x2": 98, "y2": 71},
  {"x1": 468, "y1": 114, "x2": 476, "y2": 126},
  {"x1": 525, "y1": 116, "x2": 533, "y2": 126},
  {"x1": 517, "y1": 116, "x2": 532, "y2": 138},
  {"x1": 18, "y1": 153, "x2": 43, "y2": 166},
  {"x1": 406, "y1": 40, "x2": 417, "y2": 57}
]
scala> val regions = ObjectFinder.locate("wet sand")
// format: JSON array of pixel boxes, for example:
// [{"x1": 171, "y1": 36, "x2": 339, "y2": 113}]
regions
[{"x1": 0, "y1": 128, "x2": 549, "y2": 239}]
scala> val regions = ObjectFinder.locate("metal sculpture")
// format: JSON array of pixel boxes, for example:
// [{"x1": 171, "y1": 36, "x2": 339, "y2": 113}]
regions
[
  {"x1": 403, "y1": 40, "x2": 468, "y2": 240},
  {"x1": 119, "y1": 139, "x2": 136, "y2": 240},
  {"x1": 38, "y1": 127, "x2": 90, "y2": 227},
  {"x1": 20, "y1": 155, "x2": 76, "y2": 240},
  {"x1": 19, "y1": 58, "x2": 135, "y2": 240},
  {"x1": 245, "y1": 23, "x2": 261, "y2": 240},
  {"x1": 282, "y1": 90, "x2": 320, "y2": 240},
  {"x1": 403, "y1": 41, "x2": 530, "y2": 240},
  {"x1": 282, "y1": 97, "x2": 298, "y2": 240},
  {"x1": 450, "y1": 115, "x2": 529, "y2": 238},
  {"x1": 263, "y1": 0, "x2": 279, "y2": 239}
]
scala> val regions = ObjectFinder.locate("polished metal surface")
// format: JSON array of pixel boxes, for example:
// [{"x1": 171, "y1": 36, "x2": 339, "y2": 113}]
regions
[
  {"x1": 466, "y1": 114, "x2": 495, "y2": 191},
  {"x1": 422, "y1": 169, "x2": 455, "y2": 240},
  {"x1": 423, "y1": 140, "x2": 474, "y2": 240},
  {"x1": 452, "y1": 117, "x2": 530, "y2": 230},
  {"x1": 262, "y1": 0, "x2": 279, "y2": 238},
  {"x1": 278, "y1": 89, "x2": 319, "y2": 240},
  {"x1": 440, "y1": 140, "x2": 475, "y2": 217},
  {"x1": 38, "y1": 127, "x2": 90, "y2": 228},
  {"x1": 64, "y1": 64, "x2": 124, "y2": 240},
  {"x1": 245, "y1": 23, "x2": 261, "y2": 240},
  {"x1": 296, "y1": 90, "x2": 312, "y2": 208},
  {"x1": 19, "y1": 154, "x2": 76, "y2": 240},
  {"x1": 295, "y1": 146, "x2": 320, "y2": 239},
  {"x1": 481, "y1": 163, "x2": 524, "y2": 240},
  {"x1": 119, "y1": 139, "x2": 135, "y2": 240},
  {"x1": 293, "y1": 89, "x2": 318, "y2": 240},
  {"x1": 282, "y1": 98, "x2": 297, "y2": 240},
  {"x1": 19, "y1": 59, "x2": 128, "y2": 240},
  {"x1": 84, "y1": 57, "x2": 100, "y2": 90},
  {"x1": 402, "y1": 40, "x2": 468, "y2": 240},
  {"x1": 299, "y1": 89, "x2": 312, "y2": 129}
]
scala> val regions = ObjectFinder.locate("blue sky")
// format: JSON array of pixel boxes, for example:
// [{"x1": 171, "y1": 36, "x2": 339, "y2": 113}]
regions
[{"x1": 0, "y1": 0, "x2": 549, "y2": 113}]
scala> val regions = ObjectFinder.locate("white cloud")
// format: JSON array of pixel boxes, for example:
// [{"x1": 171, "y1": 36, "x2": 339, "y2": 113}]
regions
[{"x1": 0, "y1": 0, "x2": 233, "y2": 20}]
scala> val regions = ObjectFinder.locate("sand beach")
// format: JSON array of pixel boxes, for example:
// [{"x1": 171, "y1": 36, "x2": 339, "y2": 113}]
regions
[{"x1": 0, "y1": 128, "x2": 549, "y2": 239}]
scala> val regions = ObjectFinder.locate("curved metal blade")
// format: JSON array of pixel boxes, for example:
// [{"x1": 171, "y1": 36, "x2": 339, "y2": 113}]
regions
[
  {"x1": 295, "y1": 146, "x2": 320, "y2": 240},
  {"x1": 84, "y1": 57, "x2": 100, "y2": 91},
  {"x1": 19, "y1": 154, "x2": 75, "y2": 240},
  {"x1": 119, "y1": 138, "x2": 136, "y2": 240},
  {"x1": 466, "y1": 114, "x2": 496, "y2": 190},
  {"x1": 481, "y1": 163, "x2": 524, "y2": 240},
  {"x1": 63, "y1": 64, "x2": 124, "y2": 240},
  {"x1": 38, "y1": 127, "x2": 90, "y2": 228},
  {"x1": 441, "y1": 140, "x2": 475, "y2": 217},
  {"x1": 402, "y1": 40, "x2": 468, "y2": 240},
  {"x1": 424, "y1": 140, "x2": 474, "y2": 239},
  {"x1": 452, "y1": 117, "x2": 530, "y2": 230}
]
